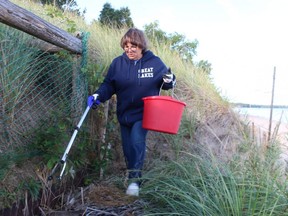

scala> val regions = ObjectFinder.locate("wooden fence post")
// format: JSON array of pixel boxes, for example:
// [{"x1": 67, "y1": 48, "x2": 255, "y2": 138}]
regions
[{"x1": 0, "y1": 0, "x2": 82, "y2": 53}]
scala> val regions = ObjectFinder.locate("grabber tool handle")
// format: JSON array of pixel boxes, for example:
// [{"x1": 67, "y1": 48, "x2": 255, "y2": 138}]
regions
[
  {"x1": 48, "y1": 105, "x2": 90, "y2": 181},
  {"x1": 60, "y1": 105, "x2": 90, "y2": 163}
]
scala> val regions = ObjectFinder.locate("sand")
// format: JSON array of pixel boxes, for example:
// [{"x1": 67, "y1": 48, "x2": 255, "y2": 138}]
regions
[
  {"x1": 244, "y1": 115, "x2": 288, "y2": 140},
  {"x1": 242, "y1": 114, "x2": 288, "y2": 160}
]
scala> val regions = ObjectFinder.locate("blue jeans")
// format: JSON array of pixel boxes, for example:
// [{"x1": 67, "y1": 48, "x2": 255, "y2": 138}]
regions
[{"x1": 120, "y1": 121, "x2": 148, "y2": 180}]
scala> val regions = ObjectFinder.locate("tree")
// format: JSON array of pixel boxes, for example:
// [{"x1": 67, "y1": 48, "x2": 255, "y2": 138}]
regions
[
  {"x1": 144, "y1": 21, "x2": 168, "y2": 43},
  {"x1": 196, "y1": 60, "x2": 212, "y2": 75},
  {"x1": 99, "y1": 3, "x2": 134, "y2": 28},
  {"x1": 144, "y1": 21, "x2": 198, "y2": 62},
  {"x1": 169, "y1": 32, "x2": 198, "y2": 62},
  {"x1": 144, "y1": 21, "x2": 212, "y2": 74}
]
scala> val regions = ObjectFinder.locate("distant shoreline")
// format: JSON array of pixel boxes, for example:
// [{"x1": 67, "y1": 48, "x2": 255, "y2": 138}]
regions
[{"x1": 232, "y1": 103, "x2": 288, "y2": 108}]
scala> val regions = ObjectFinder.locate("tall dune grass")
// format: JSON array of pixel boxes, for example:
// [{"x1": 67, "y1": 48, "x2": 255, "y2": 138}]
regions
[{"x1": 141, "y1": 151, "x2": 288, "y2": 215}]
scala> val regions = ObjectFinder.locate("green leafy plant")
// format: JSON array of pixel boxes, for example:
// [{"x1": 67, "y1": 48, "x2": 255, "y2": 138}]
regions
[
  {"x1": 28, "y1": 114, "x2": 70, "y2": 169},
  {"x1": 66, "y1": 18, "x2": 77, "y2": 33},
  {"x1": 46, "y1": 6, "x2": 64, "y2": 18}
]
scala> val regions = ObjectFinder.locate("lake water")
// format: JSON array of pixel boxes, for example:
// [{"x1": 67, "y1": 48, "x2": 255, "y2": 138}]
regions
[{"x1": 234, "y1": 107, "x2": 288, "y2": 123}]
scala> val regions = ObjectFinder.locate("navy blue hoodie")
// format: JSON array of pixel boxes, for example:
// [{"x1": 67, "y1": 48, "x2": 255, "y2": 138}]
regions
[{"x1": 95, "y1": 50, "x2": 174, "y2": 126}]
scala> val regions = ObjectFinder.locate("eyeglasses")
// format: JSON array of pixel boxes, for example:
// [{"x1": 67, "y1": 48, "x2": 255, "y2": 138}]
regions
[{"x1": 124, "y1": 45, "x2": 137, "y2": 52}]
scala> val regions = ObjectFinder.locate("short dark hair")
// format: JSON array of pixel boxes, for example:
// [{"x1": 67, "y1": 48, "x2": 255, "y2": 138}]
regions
[{"x1": 120, "y1": 28, "x2": 149, "y2": 52}]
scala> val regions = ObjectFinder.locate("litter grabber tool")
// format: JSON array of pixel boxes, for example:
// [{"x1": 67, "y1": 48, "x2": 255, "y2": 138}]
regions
[{"x1": 48, "y1": 94, "x2": 100, "y2": 181}]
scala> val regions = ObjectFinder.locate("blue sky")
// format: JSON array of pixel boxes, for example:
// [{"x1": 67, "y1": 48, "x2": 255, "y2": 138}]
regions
[{"x1": 76, "y1": 0, "x2": 288, "y2": 105}]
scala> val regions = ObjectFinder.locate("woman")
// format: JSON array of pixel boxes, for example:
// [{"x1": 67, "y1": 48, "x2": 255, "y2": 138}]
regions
[{"x1": 91, "y1": 28, "x2": 175, "y2": 196}]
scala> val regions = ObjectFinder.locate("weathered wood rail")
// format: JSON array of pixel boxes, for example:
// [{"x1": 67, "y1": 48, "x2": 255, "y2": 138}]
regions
[{"x1": 0, "y1": 0, "x2": 82, "y2": 53}]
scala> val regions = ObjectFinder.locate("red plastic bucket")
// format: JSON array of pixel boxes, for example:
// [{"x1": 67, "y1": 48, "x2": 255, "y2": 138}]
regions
[{"x1": 142, "y1": 96, "x2": 186, "y2": 134}]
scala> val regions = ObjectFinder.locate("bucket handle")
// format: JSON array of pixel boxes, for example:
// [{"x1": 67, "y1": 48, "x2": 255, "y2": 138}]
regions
[{"x1": 159, "y1": 81, "x2": 175, "y2": 97}]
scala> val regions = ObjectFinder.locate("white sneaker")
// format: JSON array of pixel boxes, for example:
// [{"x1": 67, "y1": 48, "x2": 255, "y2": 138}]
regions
[{"x1": 126, "y1": 183, "x2": 139, "y2": 196}]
